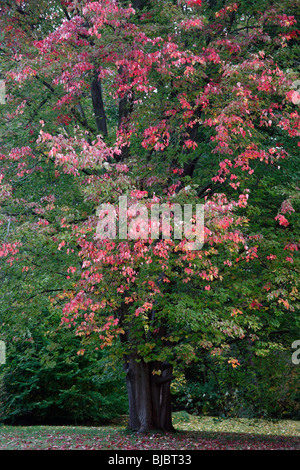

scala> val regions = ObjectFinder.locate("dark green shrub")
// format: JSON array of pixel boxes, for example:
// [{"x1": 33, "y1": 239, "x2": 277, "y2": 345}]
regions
[
  {"x1": 171, "y1": 350, "x2": 300, "y2": 419},
  {"x1": 0, "y1": 310, "x2": 128, "y2": 425}
]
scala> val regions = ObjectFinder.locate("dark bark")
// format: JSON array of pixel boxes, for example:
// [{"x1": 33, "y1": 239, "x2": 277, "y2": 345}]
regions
[
  {"x1": 124, "y1": 357, "x2": 175, "y2": 433},
  {"x1": 91, "y1": 74, "x2": 108, "y2": 136},
  {"x1": 120, "y1": 301, "x2": 174, "y2": 432},
  {"x1": 124, "y1": 357, "x2": 153, "y2": 432},
  {"x1": 150, "y1": 362, "x2": 175, "y2": 432}
]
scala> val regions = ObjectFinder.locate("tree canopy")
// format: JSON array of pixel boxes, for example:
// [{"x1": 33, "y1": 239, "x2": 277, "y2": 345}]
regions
[{"x1": 0, "y1": 0, "x2": 299, "y2": 431}]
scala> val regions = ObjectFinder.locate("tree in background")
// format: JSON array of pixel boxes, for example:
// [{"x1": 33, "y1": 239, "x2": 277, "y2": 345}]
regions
[
  {"x1": 0, "y1": 0, "x2": 299, "y2": 431},
  {"x1": 0, "y1": 303, "x2": 128, "y2": 425}
]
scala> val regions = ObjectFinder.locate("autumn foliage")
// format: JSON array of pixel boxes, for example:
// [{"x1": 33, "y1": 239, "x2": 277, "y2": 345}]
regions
[{"x1": 0, "y1": 0, "x2": 299, "y2": 431}]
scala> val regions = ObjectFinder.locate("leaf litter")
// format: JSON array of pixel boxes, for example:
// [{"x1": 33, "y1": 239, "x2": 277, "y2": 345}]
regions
[{"x1": 0, "y1": 412, "x2": 299, "y2": 450}]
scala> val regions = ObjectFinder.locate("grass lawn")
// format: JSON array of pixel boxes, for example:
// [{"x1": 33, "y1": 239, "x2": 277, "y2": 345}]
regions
[{"x1": 0, "y1": 412, "x2": 299, "y2": 450}]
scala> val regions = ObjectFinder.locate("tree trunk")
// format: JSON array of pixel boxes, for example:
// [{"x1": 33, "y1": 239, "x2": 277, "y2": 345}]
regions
[
  {"x1": 91, "y1": 74, "x2": 108, "y2": 136},
  {"x1": 124, "y1": 356, "x2": 175, "y2": 433}
]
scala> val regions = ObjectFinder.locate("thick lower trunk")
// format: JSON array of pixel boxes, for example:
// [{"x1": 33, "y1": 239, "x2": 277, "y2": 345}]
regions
[{"x1": 124, "y1": 357, "x2": 175, "y2": 433}]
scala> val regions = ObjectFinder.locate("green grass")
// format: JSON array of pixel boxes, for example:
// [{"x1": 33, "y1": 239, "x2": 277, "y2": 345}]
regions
[
  {"x1": 0, "y1": 412, "x2": 299, "y2": 450},
  {"x1": 172, "y1": 412, "x2": 300, "y2": 435}
]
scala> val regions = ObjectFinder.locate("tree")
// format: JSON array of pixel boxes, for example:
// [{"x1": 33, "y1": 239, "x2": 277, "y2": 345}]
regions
[
  {"x1": 0, "y1": 304, "x2": 128, "y2": 425},
  {"x1": 0, "y1": 0, "x2": 299, "y2": 432}
]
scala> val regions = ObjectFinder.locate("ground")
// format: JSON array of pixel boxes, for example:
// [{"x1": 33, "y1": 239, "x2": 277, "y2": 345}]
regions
[{"x1": 0, "y1": 412, "x2": 299, "y2": 450}]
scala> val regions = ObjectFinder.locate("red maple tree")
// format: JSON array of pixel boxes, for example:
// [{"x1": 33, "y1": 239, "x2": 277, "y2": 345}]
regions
[{"x1": 0, "y1": 0, "x2": 299, "y2": 431}]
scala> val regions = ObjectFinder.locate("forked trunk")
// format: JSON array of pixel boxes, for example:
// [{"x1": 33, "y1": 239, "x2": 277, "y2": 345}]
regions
[{"x1": 124, "y1": 357, "x2": 175, "y2": 433}]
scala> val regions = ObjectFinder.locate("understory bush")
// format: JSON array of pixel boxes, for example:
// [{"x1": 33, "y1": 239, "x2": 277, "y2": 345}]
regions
[
  {"x1": 171, "y1": 351, "x2": 300, "y2": 420},
  {"x1": 0, "y1": 310, "x2": 128, "y2": 425}
]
